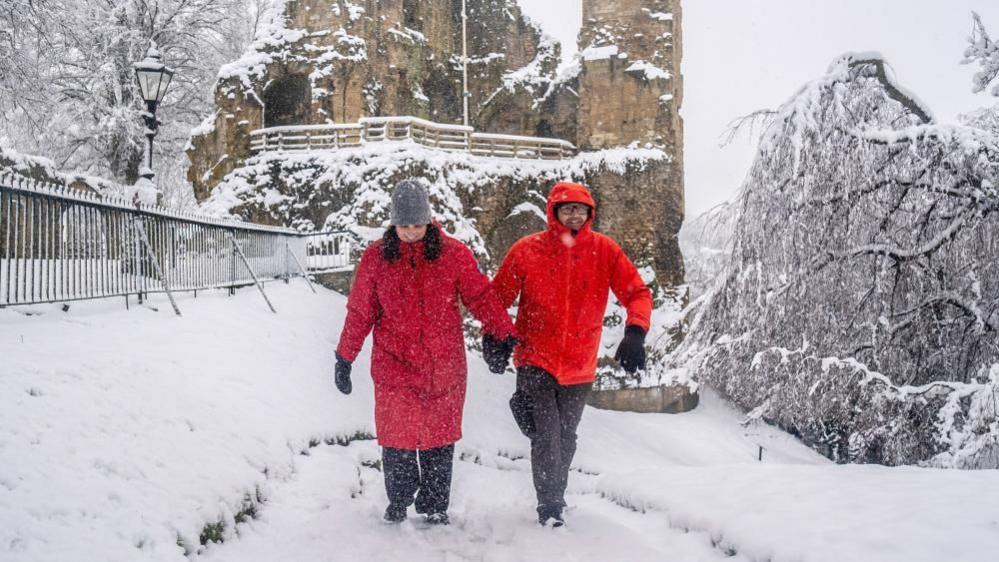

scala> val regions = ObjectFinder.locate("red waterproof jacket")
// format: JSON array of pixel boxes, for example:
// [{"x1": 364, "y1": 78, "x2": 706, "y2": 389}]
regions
[
  {"x1": 492, "y1": 182, "x2": 653, "y2": 386},
  {"x1": 336, "y1": 228, "x2": 516, "y2": 450}
]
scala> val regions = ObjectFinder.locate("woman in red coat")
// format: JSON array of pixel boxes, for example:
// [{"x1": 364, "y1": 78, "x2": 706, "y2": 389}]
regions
[{"x1": 333, "y1": 180, "x2": 516, "y2": 525}]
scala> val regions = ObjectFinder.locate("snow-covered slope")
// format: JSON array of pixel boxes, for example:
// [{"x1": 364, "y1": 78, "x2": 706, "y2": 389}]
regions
[{"x1": 2, "y1": 285, "x2": 997, "y2": 561}]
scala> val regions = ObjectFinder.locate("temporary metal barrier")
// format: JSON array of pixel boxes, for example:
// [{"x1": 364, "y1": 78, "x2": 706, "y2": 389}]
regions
[
  {"x1": 0, "y1": 173, "x2": 354, "y2": 314},
  {"x1": 303, "y1": 231, "x2": 353, "y2": 273}
]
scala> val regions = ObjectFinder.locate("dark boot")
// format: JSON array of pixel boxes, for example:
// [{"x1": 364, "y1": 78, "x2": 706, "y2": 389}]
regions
[
  {"x1": 537, "y1": 504, "x2": 564, "y2": 528},
  {"x1": 383, "y1": 503, "x2": 408, "y2": 523},
  {"x1": 424, "y1": 512, "x2": 450, "y2": 525}
]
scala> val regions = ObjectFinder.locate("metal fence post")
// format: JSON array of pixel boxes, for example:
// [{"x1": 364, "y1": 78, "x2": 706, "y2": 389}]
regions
[
  {"x1": 134, "y1": 210, "x2": 144, "y2": 304},
  {"x1": 284, "y1": 235, "x2": 290, "y2": 283},
  {"x1": 229, "y1": 228, "x2": 237, "y2": 296}
]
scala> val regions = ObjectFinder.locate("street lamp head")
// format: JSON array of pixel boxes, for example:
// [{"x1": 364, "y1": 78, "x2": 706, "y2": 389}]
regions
[
  {"x1": 133, "y1": 42, "x2": 174, "y2": 107},
  {"x1": 133, "y1": 41, "x2": 174, "y2": 185}
]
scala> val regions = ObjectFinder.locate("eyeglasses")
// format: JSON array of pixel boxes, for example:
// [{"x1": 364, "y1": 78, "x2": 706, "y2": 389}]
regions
[{"x1": 557, "y1": 204, "x2": 590, "y2": 216}]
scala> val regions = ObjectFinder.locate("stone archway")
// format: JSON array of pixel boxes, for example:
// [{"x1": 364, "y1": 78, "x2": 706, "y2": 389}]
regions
[{"x1": 263, "y1": 75, "x2": 311, "y2": 128}]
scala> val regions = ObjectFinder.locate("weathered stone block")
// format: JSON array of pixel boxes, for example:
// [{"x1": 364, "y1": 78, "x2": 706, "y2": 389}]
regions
[{"x1": 588, "y1": 384, "x2": 699, "y2": 413}]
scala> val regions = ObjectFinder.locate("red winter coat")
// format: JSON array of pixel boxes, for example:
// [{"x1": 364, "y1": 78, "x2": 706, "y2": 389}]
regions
[
  {"x1": 336, "y1": 227, "x2": 516, "y2": 450},
  {"x1": 492, "y1": 182, "x2": 653, "y2": 386}
]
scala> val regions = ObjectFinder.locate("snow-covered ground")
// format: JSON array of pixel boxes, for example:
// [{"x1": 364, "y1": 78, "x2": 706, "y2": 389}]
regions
[{"x1": 2, "y1": 283, "x2": 997, "y2": 561}]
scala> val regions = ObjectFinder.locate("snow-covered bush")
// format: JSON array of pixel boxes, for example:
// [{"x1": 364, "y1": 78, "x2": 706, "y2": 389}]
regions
[{"x1": 678, "y1": 53, "x2": 999, "y2": 467}]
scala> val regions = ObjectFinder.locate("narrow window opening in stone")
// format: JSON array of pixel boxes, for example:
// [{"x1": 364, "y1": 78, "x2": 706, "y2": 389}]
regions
[
  {"x1": 535, "y1": 120, "x2": 554, "y2": 139},
  {"x1": 263, "y1": 75, "x2": 311, "y2": 128},
  {"x1": 403, "y1": 0, "x2": 420, "y2": 30}
]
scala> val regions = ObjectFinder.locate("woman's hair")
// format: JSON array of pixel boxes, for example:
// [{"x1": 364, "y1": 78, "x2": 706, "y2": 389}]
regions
[{"x1": 381, "y1": 223, "x2": 443, "y2": 263}]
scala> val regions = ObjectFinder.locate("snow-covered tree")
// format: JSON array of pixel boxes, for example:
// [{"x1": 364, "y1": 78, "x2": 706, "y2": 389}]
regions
[
  {"x1": 0, "y1": 0, "x2": 268, "y2": 206},
  {"x1": 677, "y1": 53, "x2": 999, "y2": 468},
  {"x1": 958, "y1": 14, "x2": 999, "y2": 139},
  {"x1": 960, "y1": 104, "x2": 999, "y2": 136}
]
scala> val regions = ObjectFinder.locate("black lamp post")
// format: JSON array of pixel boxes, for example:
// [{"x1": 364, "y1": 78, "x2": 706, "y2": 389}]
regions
[{"x1": 133, "y1": 42, "x2": 174, "y2": 180}]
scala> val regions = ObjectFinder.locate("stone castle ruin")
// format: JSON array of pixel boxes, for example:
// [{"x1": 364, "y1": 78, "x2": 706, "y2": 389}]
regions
[{"x1": 187, "y1": 0, "x2": 684, "y2": 288}]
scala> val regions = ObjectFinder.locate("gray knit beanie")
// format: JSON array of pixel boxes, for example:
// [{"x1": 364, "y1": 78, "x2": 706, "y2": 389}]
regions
[{"x1": 389, "y1": 180, "x2": 432, "y2": 226}]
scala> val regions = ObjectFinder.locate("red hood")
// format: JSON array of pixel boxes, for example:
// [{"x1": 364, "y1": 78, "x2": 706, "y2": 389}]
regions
[{"x1": 546, "y1": 182, "x2": 596, "y2": 238}]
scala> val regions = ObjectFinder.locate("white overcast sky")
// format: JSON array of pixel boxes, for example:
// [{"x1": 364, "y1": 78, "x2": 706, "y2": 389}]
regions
[{"x1": 517, "y1": 0, "x2": 999, "y2": 217}]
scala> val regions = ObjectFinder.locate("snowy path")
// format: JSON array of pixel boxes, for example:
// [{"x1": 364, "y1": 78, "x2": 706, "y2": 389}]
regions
[
  {"x1": 200, "y1": 440, "x2": 745, "y2": 562},
  {"x1": 3, "y1": 282, "x2": 997, "y2": 562}
]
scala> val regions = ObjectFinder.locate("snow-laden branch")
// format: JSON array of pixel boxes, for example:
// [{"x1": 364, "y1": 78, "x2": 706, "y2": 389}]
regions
[
  {"x1": 848, "y1": 57, "x2": 934, "y2": 123},
  {"x1": 837, "y1": 207, "x2": 970, "y2": 262},
  {"x1": 963, "y1": 11, "x2": 999, "y2": 97}
]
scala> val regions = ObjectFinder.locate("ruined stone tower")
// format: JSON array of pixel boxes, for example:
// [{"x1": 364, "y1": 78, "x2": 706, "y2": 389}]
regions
[
  {"x1": 575, "y1": 0, "x2": 685, "y2": 286},
  {"x1": 578, "y1": 0, "x2": 682, "y2": 152}
]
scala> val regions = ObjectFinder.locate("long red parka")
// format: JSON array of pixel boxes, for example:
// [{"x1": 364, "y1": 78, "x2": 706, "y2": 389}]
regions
[
  {"x1": 492, "y1": 182, "x2": 653, "y2": 386},
  {"x1": 336, "y1": 228, "x2": 516, "y2": 450}
]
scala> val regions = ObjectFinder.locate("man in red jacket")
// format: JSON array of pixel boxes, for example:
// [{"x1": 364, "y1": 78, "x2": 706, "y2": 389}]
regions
[{"x1": 485, "y1": 181, "x2": 653, "y2": 527}]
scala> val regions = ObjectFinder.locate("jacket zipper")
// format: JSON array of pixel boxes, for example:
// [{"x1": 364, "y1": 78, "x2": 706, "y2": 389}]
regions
[{"x1": 560, "y1": 243, "x2": 572, "y2": 379}]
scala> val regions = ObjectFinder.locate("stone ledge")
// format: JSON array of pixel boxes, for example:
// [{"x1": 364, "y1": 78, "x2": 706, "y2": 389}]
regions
[
  {"x1": 312, "y1": 271, "x2": 354, "y2": 295},
  {"x1": 587, "y1": 384, "x2": 698, "y2": 413}
]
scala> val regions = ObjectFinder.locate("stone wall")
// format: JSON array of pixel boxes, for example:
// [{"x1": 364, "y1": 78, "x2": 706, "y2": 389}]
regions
[{"x1": 588, "y1": 383, "x2": 699, "y2": 414}]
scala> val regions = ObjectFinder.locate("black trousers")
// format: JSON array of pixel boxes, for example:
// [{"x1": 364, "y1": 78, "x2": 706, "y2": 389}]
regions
[
  {"x1": 514, "y1": 365, "x2": 592, "y2": 514},
  {"x1": 382, "y1": 444, "x2": 455, "y2": 514}
]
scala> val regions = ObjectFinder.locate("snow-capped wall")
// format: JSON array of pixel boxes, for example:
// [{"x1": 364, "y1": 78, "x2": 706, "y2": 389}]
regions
[{"x1": 202, "y1": 140, "x2": 676, "y2": 274}]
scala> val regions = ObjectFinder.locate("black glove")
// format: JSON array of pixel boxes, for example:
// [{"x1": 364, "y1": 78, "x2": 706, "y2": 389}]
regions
[
  {"x1": 334, "y1": 353, "x2": 352, "y2": 395},
  {"x1": 482, "y1": 334, "x2": 517, "y2": 374},
  {"x1": 614, "y1": 325, "x2": 647, "y2": 374}
]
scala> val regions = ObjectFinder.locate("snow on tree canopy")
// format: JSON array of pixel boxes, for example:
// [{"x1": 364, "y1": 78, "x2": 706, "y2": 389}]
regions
[{"x1": 675, "y1": 53, "x2": 999, "y2": 468}]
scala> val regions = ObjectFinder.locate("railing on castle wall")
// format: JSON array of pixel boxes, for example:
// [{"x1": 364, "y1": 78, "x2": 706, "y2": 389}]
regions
[
  {"x1": 249, "y1": 116, "x2": 577, "y2": 160},
  {"x1": 0, "y1": 173, "x2": 352, "y2": 313}
]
